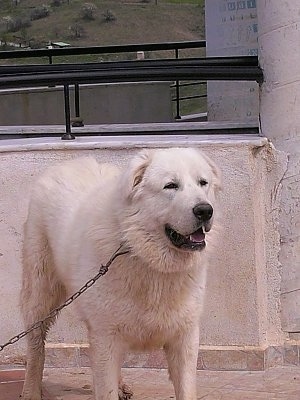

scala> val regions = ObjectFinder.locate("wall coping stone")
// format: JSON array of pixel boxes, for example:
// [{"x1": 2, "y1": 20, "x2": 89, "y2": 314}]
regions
[{"x1": 0, "y1": 124, "x2": 266, "y2": 154}]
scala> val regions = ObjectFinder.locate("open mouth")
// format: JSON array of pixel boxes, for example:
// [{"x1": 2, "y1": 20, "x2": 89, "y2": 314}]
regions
[{"x1": 165, "y1": 224, "x2": 206, "y2": 251}]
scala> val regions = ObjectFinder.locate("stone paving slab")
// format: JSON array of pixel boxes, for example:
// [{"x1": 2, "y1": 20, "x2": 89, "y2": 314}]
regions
[{"x1": 0, "y1": 366, "x2": 299, "y2": 399}]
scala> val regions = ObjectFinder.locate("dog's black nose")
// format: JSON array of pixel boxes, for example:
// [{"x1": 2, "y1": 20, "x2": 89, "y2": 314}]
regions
[{"x1": 193, "y1": 203, "x2": 213, "y2": 221}]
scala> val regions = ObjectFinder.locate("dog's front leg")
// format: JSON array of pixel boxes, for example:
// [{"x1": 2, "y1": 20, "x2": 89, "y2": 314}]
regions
[
  {"x1": 164, "y1": 326, "x2": 199, "y2": 400},
  {"x1": 89, "y1": 329, "x2": 125, "y2": 400}
]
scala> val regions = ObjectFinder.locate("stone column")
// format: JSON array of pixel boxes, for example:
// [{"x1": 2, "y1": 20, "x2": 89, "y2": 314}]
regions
[{"x1": 257, "y1": 1, "x2": 300, "y2": 335}]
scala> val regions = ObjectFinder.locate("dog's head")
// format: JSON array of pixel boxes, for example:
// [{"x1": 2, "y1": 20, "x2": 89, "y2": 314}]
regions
[{"x1": 118, "y1": 148, "x2": 221, "y2": 271}]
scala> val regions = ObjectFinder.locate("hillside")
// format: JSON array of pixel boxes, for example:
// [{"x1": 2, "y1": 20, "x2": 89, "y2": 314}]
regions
[{"x1": 0, "y1": 0, "x2": 205, "y2": 51}]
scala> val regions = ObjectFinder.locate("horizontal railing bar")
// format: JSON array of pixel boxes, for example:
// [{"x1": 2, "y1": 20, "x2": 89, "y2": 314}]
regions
[
  {"x1": 170, "y1": 81, "x2": 206, "y2": 88},
  {"x1": 0, "y1": 59, "x2": 263, "y2": 89},
  {"x1": 0, "y1": 70, "x2": 262, "y2": 88},
  {"x1": 0, "y1": 56, "x2": 259, "y2": 74},
  {"x1": 0, "y1": 40, "x2": 206, "y2": 60},
  {"x1": 172, "y1": 94, "x2": 207, "y2": 101}
]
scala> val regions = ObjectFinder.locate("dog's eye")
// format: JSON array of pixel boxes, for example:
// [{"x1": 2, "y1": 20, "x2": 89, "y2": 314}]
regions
[
  {"x1": 164, "y1": 182, "x2": 179, "y2": 190},
  {"x1": 199, "y1": 179, "x2": 208, "y2": 187}
]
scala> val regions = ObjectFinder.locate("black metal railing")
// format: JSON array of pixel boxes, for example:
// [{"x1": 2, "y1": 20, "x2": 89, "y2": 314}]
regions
[
  {"x1": 0, "y1": 41, "x2": 263, "y2": 139},
  {"x1": 0, "y1": 40, "x2": 207, "y2": 122}
]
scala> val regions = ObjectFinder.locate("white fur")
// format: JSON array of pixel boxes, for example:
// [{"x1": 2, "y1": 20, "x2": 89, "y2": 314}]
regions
[{"x1": 20, "y1": 148, "x2": 221, "y2": 400}]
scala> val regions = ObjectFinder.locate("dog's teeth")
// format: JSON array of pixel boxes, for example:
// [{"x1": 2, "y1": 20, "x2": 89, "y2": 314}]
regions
[{"x1": 189, "y1": 235, "x2": 197, "y2": 243}]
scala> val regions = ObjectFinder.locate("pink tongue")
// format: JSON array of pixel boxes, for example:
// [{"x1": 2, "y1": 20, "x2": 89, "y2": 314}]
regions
[{"x1": 190, "y1": 229, "x2": 205, "y2": 243}]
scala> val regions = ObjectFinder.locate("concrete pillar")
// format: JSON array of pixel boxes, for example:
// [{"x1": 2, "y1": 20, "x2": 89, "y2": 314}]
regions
[
  {"x1": 205, "y1": 0, "x2": 259, "y2": 122},
  {"x1": 257, "y1": 1, "x2": 300, "y2": 335}
]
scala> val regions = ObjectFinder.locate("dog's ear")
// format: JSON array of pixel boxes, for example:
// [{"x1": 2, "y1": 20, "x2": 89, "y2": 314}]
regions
[
  {"x1": 122, "y1": 149, "x2": 153, "y2": 200},
  {"x1": 132, "y1": 151, "x2": 151, "y2": 189}
]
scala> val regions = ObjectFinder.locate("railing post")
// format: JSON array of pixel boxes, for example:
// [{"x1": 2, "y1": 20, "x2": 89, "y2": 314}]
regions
[
  {"x1": 75, "y1": 84, "x2": 80, "y2": 118},
  {"x1": 175, "y1": 48, "x2": 181, "y2": 119},
  {"x1": 62, "y1": 84, "x2": 75, "y2": 140},
  {"x1": 72, "y1": 83, "x2": 84, "y2": 127}
]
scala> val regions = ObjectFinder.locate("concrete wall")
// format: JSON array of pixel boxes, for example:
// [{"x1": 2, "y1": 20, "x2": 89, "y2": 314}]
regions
[
  {"x1": 0, "y1": 82, "x2": 173, "y2": 125},
  {"x1": 0, "y1": 133, "x2": 286, "y2": 365}
]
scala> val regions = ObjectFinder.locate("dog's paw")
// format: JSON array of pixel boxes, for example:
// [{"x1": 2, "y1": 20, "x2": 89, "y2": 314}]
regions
[{"x1": 118, "y1": 383, "x2": 133, "y2": 400}]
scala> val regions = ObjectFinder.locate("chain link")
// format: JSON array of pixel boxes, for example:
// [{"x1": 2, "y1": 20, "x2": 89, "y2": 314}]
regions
[{"x1": 0, "y1": 245, "x2": 129, "y2": 352}]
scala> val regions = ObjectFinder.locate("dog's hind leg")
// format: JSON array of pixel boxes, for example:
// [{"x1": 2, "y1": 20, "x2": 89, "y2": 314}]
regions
[{"x1": 20, "y1": 226, "x2": 66, "y2": 400}]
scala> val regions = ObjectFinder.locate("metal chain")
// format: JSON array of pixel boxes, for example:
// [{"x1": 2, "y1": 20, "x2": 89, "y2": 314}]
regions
[{"x1": 0, "y1": 245, "x2": 129, "y2": 352}]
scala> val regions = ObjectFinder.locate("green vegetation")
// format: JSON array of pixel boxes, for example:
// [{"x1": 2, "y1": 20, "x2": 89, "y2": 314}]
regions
[{"x1": 0, "y1": 0, "x2": 205, "y2": 48}]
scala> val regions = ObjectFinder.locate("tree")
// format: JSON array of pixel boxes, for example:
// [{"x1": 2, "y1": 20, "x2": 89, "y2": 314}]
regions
[
  {"x1": 2, "y1": 16, "x2": 14, "y2": 32},
  {"x1": 51, "y1": 0, "x2": 63, "y2": 6},
  {"x1": 102, "y1": 9, "x2": 116, "y2": 23},
  {"x1": 0, "y1": 32, "x2": 10, "y2": 49},
  {"x1": 30, "y1": 5, "x2": 50, "y2": 21},
  {"x1": 81, "y1": 3, "x2": 97, "y2": 21},
  {"x1": 14, "y1": 27, "x2": 29, "y2": 47},
  {"x1": 69, "y1": 23, "x2": 85, "y2": 39},
  {"x1": 6, "y1": 16, "x2": 31, "y2": 33}
]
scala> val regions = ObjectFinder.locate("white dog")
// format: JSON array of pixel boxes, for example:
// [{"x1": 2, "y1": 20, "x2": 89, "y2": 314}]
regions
[{"x1": 20, "y1": 148, "x2": 221, "y2": 400}]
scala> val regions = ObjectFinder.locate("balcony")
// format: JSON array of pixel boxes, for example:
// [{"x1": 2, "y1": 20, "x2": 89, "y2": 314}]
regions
[{"x1": 0, "y1": 41, "x2": 297, "y2": 398}]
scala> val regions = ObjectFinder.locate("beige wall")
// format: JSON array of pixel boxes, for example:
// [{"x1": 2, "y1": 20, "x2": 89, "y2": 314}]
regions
[{"x1": 0, "y1": 133, "x2": 287, "y2": 363}]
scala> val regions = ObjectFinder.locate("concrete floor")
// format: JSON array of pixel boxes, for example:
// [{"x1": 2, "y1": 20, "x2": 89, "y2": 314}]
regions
[{"x1": 0, "y1": 366, "x2": 299, "y2": 399}]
